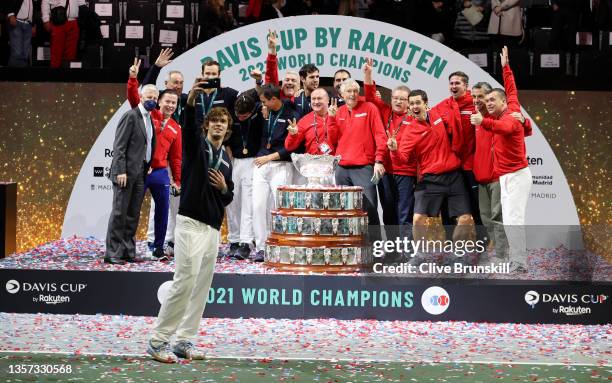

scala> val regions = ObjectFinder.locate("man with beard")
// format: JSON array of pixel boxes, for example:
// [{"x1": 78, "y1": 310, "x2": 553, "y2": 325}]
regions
[
  {"x1": 194, "y1": 59, "x2": 239, "y2": 130},
  {"x1": 332, "y1": 69, "x2": 351, "y2": 107},
  {"x1": 147, "y1": 80, "x2": 234, "y2": 363},
  {"x1": 363, "y1": 58, "x2": 416, "y2": 259},
  {"x1": 295, "y1": 63, "x2": 320, "y2": 116},
  {"x1": 333, "y1": 79, "x2": 388, "y2": 228}
]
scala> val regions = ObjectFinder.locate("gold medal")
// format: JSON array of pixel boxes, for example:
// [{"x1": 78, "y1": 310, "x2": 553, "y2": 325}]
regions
[
  {"x1": 266, "y1": 143, "x2": 271, "y2": 149},
  {"x1": 242, "y1": 148, "x2": 248, "y2": 155}
]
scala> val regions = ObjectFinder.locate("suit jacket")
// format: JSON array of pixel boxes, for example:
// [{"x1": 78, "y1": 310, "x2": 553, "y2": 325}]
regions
[{"x1": 110, "y1": 106, "x2": 156, "y2": 182}]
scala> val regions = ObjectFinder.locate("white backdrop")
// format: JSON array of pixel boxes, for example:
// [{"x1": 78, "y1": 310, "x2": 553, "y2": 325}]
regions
[{"x1": 62, "y1": 16, "x2": 581, "y2": 247}]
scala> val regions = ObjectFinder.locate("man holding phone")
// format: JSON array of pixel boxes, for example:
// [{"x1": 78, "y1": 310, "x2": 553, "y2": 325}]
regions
[{"x1": 194, "y1": 60, "x2": 238, "y2": 129}]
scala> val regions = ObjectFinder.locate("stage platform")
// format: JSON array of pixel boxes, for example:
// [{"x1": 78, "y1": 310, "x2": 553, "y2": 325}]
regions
[{"x1": 0, "y1": 237, "x2": 610, "y2": 325}]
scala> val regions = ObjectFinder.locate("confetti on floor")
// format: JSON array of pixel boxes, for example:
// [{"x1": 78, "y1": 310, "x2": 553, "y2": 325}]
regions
[
  {"x1": 0, "y1": 237, "x2": 609, "y2": 281},
  {"x1": 0, "y1": 313, "x2": 610, "y2": 366}
]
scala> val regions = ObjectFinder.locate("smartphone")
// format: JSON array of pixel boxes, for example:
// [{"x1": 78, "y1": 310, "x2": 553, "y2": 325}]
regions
[
  {"x1": 201, "y1": 77, "x2": 221, "y2": 89},
  {"x1": 370, "y1": 172, "x2": 381, "y2": 185}
]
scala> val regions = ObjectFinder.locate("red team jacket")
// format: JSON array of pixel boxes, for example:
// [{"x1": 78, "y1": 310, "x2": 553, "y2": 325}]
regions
[
  {"x1": 284, "y1": 111, "x2": 339, "y2": 155},
  {"x1": 364, "y1": 83, "x2": 416, "y2": 177},
  {"x1": 432, "y1": 93, "x2": 474, "y2": 170},
  {"x1": 478, "y1": 64, "x2": 532, "y2": 178},
  {"x1": 391, "y1": 108, "x2": 462, "y2": 177},
  {"x1": 127, "y1": 78, "x2": 182, "y2": 185},
  {"x1": 332, "y1": 100, "x2": 388, "y2": 167}
]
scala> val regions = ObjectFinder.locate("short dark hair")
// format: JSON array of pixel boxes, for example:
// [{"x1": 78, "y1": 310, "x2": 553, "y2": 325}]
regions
[
  {"x1": 334, "y1": 69, "x2": 351, "y2": 78},
  {"x1": 159, "y1": 89, "x2": 179, "y2": 101},
  {"x1": 299, "y1": 64, "x2": 319, "y2": 79},
  {"x1": 487, "y1": 88, "x2": 507, "y2": 101},
  {"x1": 203, "y1": 107, "x2": 233, "y2": 141},
  {"x1": 472, "y1": 82, "x2": 492, "y2": 93},
  {"x1": 449, "y1": 71, "x2": 469, "y2": 84},
  {"x1": 258, "y1": 84, "x2": 281, "y2": 100},
  {"x1": 235, "y1": 90, "x2": 258, "y2": 115},
  {"x1": 201, "y1": 59, "x2": 221, "y2": 74},
  {"x1": 408, "y1": 89, "x2": 428, "y2": 103}
]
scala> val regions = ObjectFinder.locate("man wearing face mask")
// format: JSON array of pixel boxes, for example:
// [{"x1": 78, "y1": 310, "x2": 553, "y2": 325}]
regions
[
  {"x1": 224, "y1": 89, "x2": 264, "y2": 260},
  {"x1": 104, "y1": 84, "x2": 158, "y2": 265},
  {"x1": 363, "y1": 58, "x2": 416, "y2": 258},
  {"x1": 127, "y1": 59, "x2": 182, "y2": 261}
]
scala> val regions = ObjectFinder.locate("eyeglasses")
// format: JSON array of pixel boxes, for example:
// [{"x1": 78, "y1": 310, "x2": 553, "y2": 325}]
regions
[{"x1": 391, "y1": 97, "x2": 408, "y2": 102}]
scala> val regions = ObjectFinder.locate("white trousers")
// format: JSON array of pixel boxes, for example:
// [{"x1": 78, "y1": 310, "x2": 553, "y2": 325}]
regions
[
  {"x1": 227, "y1": 158, "x2": 255, "y2": 244},
  {"x1": 252, "y1": 161, "x2": 294, "y2": 251},
  {"x1": 500, "y1": 166, "x2": 532, "y2": 266},
  {"x1": 150, "y1": 215, "x2": 219, "y2": 345},
  {"x1": 147, "y1": 193, "x2": 180, "y2": 244}
]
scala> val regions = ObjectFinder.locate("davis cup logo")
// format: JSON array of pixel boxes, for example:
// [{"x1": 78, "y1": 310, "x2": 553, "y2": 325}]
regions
[
  {"x1": 421, "y1": 286, "x2": 450, "y2": 315},
  {"x1": 6, "y1": 279, "x2": 20, "y2": 294},
  {"x1": 525, "y1": 290, "x2": 540, "y2": 308}
]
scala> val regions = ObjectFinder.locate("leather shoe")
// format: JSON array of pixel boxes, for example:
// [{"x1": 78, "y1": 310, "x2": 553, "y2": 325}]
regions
[
  {"x1": 104, "y1": 257, "x2": 126, "y2": 265},
  {"x1": 121, "y1": 255, "x2": 141, "y2": 263}
]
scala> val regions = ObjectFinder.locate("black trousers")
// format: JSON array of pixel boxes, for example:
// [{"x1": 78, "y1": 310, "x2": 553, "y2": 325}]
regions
[
  {"x1": 105, "y1": 171, "x2": 145, "y2": 259},
  {"x1": 335, "y1": 165, "x2": 380, "y2": 226}
]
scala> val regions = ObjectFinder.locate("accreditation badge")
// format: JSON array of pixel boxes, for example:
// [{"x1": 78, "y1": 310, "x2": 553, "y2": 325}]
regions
[{"x1": 319, "y1": 142, "x2": 331, "y2": 154}]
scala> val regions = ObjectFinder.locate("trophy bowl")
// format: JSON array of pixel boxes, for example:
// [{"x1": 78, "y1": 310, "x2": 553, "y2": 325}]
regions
[{"x1": 291, "y1": 153, "x2": 341, "y2": 186}]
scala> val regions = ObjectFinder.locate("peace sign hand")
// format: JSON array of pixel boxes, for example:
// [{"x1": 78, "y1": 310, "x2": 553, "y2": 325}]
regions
[
  {"x1": 287, "y1": 118, "x2": 298, "y2": 135},
  {"x1": 267, "y1": 29, "x2": 278, "y2": 54},
  {"x1": 328, "y1": 98, "x2": 338, "y2": 117},
  {"x1": 129, "y1": 57, "x2": 141, "y2": 78},
  {"x1": 362, "y1": 57, "x2": 373, "y2": 75}
]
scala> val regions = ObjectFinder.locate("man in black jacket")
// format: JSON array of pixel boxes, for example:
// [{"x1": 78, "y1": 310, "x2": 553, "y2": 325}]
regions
[{"x1": 147, "y1": 79, "x2": 234, "y2": 364}]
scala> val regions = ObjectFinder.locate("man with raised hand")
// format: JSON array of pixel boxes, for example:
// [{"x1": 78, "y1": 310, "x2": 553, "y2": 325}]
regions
[
  {"x1": 284, "y1": 88, "x2": 338, "y2": 157},
  {"x1": 194, "y1": 59, "x2": 239, "y2": 130},
  {"x1": 147, "y1": 79, "x2": 234, "y2": 363},
  {"x1": 251, "y1": 84, "x2": 300, "y2": 262},
  {"x1": 362, "y1": 58, "x2": 416, "y2": 255},
  {"x1": 333, "y1": 78, "x2": 388, "y2": 228},
  {"x1": 388, "y1": 89, "x2": 473, "y2": 264},
  {"x1": 262, "y1": 29, "x2": 301, "y2": 103},
  {"x1": 470, "y1": 46, "x2": 532, "y2": 273}
]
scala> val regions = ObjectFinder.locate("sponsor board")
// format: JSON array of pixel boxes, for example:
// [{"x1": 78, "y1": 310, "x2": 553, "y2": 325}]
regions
[{"x1": 524, "y1": 290, "x2": 608, "y2": 317}]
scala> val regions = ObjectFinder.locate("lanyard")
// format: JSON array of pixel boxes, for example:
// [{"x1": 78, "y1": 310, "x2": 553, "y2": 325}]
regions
[
  {"x1": 173, "y1": 98, "x2": 182, "y2": 121},
  {"x1": 312, "y1": 113, "x2": 328, "y2": 145},
  {"x1": 206, "y1": 139, "x2": 224, "y2": 171},
  {"x1": 266, "y1": 105, "x2": 285, "y2": 147},
  {"x1": 160, "y1": 118, "x2": 169, "y2": 132},
  {"x1": 385, "y1": 112, "x2": 409, "y2": 138},
  {"x1": 199, "y1": 89, "x2": 218, "y2": 117},
  {"x1": 240, "y1": 117, "x2": 251, "y2": 151}
]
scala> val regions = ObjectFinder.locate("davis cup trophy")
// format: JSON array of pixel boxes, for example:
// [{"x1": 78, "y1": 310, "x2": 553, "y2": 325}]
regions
[{"x1": 264, "y1": 154, "x2": 372, "y2": 273}]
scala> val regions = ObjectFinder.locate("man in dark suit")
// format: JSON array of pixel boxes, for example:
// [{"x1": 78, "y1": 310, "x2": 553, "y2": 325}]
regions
[{"x1": 104, "y1": 84, "x2": 158, "y2": 265}]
